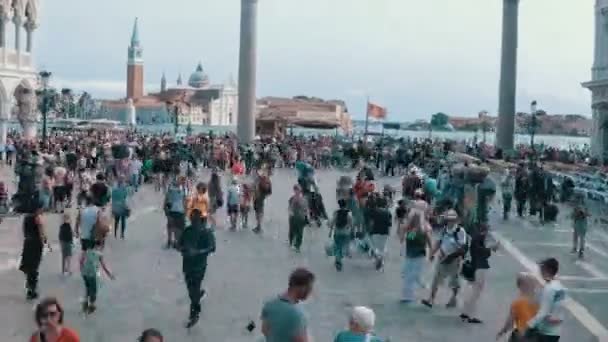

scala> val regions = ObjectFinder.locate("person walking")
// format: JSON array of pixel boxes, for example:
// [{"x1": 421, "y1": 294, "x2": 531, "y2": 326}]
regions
[
  {"x1": 75, "y1": 196, "x2": 98, "y2": 251},
  {"x1": 164, "y1": 177, "x2": 187, "y2": 249},
  {"x1": 514, "y1": 166, "x2": 528, "y2": 217},
  {"x1": 111, "y1": 176, "x2": 130, "y2": 239},
  {"x1": 571, "y1": 198, "x2": 589, "y2": 259},
  {"x1": 187, "y1": 182, "x2": 209, "y2": 223},
  {"x1": 253, "y1": 169, "x2": 272, "y2": 233},
  {"x1": 20, "y1": 208, "x2": 48, "y2": 300},
  {"x1": 208, "y1": 170, "x2": 223, "y2": 220},
  {"x1": 129, "y1": 157, "x2": 143, "y2": 193},
  {"x1": 329, "y1": 199, "x2": 352, "y2": 271},
  {"x1": 240, "y1": 183, "x2": 252, "y2": 230},
  {"x1": 30, "y1": 297, "x2": 80, "y2": 342},
  {"x1": 288, "y1": 185, "x2": 309, "y2": 253},
  {"x1": 226, "y1": 178, "x2": 241, "y2": 231},
  {"x1": 334, "y1": 306, "x2": 384, "y2": 342},
  {"x1": 179, "y1": 209, "x2": 216, "y2": 328},
  {"x1": 369, "y1": 197, "x2": 392, "y2": 270},
  {"x1": 422, "y1": 209, "x2": 467, "y2": 309},
  {"x1": 497, "y1": 272, "x2": 540, "y2": 341},
  {"x1": 399, "y1": 210, "x2": 432, "y2": 303},
  {"x1": 460, "y1": 224, "x2": 499, "y2": 324},
  {"x1": 525, "y1": 258, "x2": 566, "y2": 342},
  {"x1": 501, "y1": 169, "x2": 515, "y2": 220},
  {"x1": 261, "y1": 268, "x2": 315, "y2": 342},
  {"x1": 80, "y1": 240, "x2": 115, "y2": 314},
  {"x1": 59, "y1": 212, "x2": 74, "y2": 275}
]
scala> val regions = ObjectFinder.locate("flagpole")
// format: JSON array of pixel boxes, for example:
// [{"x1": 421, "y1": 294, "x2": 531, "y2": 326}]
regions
[{"x1": 364, "y1": 96, "x2": 369, "y2": 140}]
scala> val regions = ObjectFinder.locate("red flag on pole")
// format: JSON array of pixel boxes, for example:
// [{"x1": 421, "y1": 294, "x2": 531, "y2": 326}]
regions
[{"x1": 367, "y1": 102, "x2": 387, "y2": 119}]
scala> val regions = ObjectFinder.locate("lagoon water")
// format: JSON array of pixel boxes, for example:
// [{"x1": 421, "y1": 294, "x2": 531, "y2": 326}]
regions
[{"x1": 14, "y1": 121, "x2": 589, "y2": 149}]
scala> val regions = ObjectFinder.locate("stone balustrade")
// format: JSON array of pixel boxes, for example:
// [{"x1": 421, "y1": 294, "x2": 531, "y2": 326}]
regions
[{"x1": 0, "y1": 47, "x2": 34, "y2": 70}]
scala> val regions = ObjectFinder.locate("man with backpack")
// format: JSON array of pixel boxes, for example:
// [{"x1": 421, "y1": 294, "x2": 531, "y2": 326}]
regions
[
  {"x1": 253, "y1": 169, "x2": 272, "y2": 233},
  {"x1": 422, "y1": 209, "x2": 468, "y2": 309}
]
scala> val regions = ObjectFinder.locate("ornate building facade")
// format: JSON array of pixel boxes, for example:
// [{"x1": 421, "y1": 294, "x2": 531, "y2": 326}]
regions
[
  {"x1": 584, "y1": 0, "x2": 608, "y2": 158},
  {"x1": 0, "y1": 0, "x2": 40, "y2": 147},
  {"x1": 100, "y1": 18, "x2": 238, "y2": 127}
]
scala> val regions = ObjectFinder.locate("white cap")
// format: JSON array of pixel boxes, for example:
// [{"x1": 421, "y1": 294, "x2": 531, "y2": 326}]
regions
[{"x1": 350, "y1": 306, "x2": 375, "y2": 332}]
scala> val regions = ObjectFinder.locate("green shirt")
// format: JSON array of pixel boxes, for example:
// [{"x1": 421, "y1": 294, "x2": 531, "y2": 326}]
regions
[
  {"x1": 261, "y1": 296, "x2": 307, "y2": 342},
  {"x1": 82, "y1": 250, "x2": 102, "y2": 278}
]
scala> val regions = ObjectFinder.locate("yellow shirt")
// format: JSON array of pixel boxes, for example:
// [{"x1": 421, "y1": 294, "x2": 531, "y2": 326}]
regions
[
  {"x1": 187, "y1": 193, "x2": 209, "y2": 219},
  {"x1": 511, "y1": 296, "x2": 539, "y2": 331}
]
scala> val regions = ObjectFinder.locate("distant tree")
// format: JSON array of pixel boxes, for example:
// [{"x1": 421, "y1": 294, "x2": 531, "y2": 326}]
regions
[{"x1": 430, "y1": 112, "x2": 449, "y2": 127}]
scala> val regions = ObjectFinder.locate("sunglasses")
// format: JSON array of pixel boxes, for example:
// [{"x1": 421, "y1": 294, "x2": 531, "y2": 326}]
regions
[{"x1": 40, "y1": 310, "x2": 59, "y2": 319}]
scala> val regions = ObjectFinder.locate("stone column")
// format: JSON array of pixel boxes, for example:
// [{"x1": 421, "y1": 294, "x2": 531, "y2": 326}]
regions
[
  {"x1": 0, "y1": 15, "x2": 6, "y2": 47},
  {"x1": 13, "y1": 15, "x2": 22, "y2": 52},
  {"x1": 25, "y1": 21, "x2": 35, "y2": 53},
  {"x1": 0, "y1": 102, "x2": 8, "y2": 163},
  {"x1": 237, "y1": 0, "x2": 258, "y2": 142},
  {"x1": 496, "y1": 0, "x2": 520, "y2": 151}
]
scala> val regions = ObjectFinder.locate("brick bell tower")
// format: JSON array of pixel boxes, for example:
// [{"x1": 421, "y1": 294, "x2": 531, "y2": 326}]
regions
[{"x1": 127, "y1": 18, "x2": 144, "y2": 99}]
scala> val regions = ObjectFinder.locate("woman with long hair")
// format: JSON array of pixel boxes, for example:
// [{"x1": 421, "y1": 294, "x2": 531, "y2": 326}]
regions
[
  {"x1": 399, "y1": 210, "x2": 432, "y2": 303},
  {"x1": 207, "y1": 169, "x2": 223, "y2": 219},
  {"x1": 20, "y1": 207, "x2": 48, "y2": 300},
  {"x1": 30, "y1": 297, "x2": 79, "y2": 342}
]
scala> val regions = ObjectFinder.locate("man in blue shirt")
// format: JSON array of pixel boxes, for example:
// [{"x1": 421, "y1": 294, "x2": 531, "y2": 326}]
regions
[{"x1": 261, "y1": 268, "x2": 315, "y2": 342}]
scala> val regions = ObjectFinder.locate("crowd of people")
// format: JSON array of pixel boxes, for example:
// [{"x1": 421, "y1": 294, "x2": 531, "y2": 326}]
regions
[{"x1": 1, "y1": 127, "x2": 582, "y2": 341}]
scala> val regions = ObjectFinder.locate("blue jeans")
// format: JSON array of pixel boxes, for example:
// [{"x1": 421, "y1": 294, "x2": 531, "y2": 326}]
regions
[
  {"x1": 333, "y1": 231, "x2": 350, "y2": 264},
  {"x1": 401, "y1": 256, "x2": 425, "y2": 301},
  {"x1": 130, "y1": 174, "x2": 139, "y2": 192}
]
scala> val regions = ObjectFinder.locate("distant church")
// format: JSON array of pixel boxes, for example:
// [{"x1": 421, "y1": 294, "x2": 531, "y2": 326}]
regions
[{"x1": 100, "y1": 18, "x2": 238, "y2": 126}]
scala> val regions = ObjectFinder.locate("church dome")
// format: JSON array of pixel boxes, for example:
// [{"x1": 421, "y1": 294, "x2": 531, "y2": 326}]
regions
[{"x1": 188, "y1": 62, "x2": 209, "y2": 88}]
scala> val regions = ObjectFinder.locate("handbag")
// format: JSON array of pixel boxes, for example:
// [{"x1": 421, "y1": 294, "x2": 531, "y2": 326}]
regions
[{"x1": 461, "y1": 259, "x2": 476, "y2": 282}]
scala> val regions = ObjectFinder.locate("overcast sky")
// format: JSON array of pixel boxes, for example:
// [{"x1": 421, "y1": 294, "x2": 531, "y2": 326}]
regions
[{"x1": 36, "y1": 0, "x2": 594, "y2": 120}]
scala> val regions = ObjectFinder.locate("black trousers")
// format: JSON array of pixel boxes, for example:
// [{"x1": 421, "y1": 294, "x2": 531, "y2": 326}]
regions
[
  {"x1": 25, "y1": 269, "x2": 39, "y2": 293},
  {"x1": 184, "y1": 268, "x2": 206, "y2": 316},
  {"x1": 516, "y1": 198, "x2": 526, "y2": 217},
  {"x1": 537, "y1": 335, "x2": 560, "y2": 342},
  {"x1": 288, "y1": 217, "x2": 305, "y2": 249}
]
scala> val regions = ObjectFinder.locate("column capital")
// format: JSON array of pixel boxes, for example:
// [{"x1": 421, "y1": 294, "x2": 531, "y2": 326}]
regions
[
  {"x1": 1, "y1": 13, "x2": 12, "y2": 23},
  {"x1": 12, "y1": 14, "x2": 23, "y2": 25},
  {"x1": 24, "y1": 20, "x2": 38, "y2": 32}
]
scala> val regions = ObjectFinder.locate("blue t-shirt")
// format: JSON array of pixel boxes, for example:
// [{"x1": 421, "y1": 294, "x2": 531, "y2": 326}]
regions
[
  {"x1": 227, "y1": 185, "x2": 240, "y2": 206},
  {"x1": 261, "y1": 296, "x2": 307, "y2": 342},
  {"x1": 111, "y1": 185, "x2": 129, "y2": 214},
  {"x1": 165, "y1": 185, "x2": 186, "y2": 213},
  {"x1": 334, "y1": 331, "x2": 383, "y2": 342}
]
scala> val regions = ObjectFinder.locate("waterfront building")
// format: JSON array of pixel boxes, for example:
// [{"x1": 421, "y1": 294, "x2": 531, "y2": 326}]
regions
[{"x1": 100, "y1": 18, "x2": 238, "y2": 127}]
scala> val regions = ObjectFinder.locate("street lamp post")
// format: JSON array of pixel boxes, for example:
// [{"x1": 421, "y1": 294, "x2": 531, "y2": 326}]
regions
[
  {"x1": 529, "y1": 100, "x2": 538, "y2": 148},
  {"x1": 37, "y1": 71, "x2": 55, "y2": 148}
]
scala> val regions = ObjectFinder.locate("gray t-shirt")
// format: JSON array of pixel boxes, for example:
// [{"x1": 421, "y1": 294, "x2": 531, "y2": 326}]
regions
[{"x1": 261, "y1": 296, "x2": 307, "y2": 342}]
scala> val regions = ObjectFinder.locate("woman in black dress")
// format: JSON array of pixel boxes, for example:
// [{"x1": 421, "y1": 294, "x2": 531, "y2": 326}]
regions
[{"x1": 19, "y1": 207, "x2": 47, "y2": 300}]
